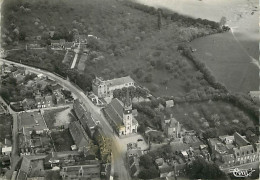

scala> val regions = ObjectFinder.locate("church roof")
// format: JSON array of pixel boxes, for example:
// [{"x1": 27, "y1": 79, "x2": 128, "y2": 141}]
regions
[{"x1": 104, "y1": 98, "x2": 124, "y2": 126}]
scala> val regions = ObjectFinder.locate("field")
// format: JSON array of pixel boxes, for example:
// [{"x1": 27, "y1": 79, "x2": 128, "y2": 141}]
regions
[
  {"x1": 190, "y1": 32, "x2": 258, "y2": 93},
  {"x1": 43, "y1": 107, "x2": 76, "y2": 129},
  {"x1": 167, "y1": 100, "x2": 257, "y2": 136},
  {"x1": 51, "y1": 129, "x2": 74, "y2": 151},
  {"x1": 0, "y1": 114, "x2": 12, "y2": 143}
]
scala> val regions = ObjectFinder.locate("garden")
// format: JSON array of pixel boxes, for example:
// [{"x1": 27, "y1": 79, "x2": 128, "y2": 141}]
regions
[{"x1": 51, "y1": 129, "x2": 74, "y2": 152}]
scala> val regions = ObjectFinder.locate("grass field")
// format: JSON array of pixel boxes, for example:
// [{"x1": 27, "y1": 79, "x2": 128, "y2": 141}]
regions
[
  {"x1": 51, "y1": 129, "x2": 74, "y2": 151},
  {"x1": 0, "y1": 114, "x2": 12, "y2": 143},
  {"x1": 167, "y1": 100, "x2": 256, "y2": 136},
  {"x1": 189, "y1": 32, "x2": 258, "y2": 93}
]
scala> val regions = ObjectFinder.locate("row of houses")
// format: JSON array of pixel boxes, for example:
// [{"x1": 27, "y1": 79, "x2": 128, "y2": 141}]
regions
[{"x1": 73, "y1": 99, "x2": 112, "y2": 168}]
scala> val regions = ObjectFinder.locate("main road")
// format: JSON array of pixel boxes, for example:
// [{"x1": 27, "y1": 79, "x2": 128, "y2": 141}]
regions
[{"x1": 0, "y1": 58, "x2": 131, "y2": 180}]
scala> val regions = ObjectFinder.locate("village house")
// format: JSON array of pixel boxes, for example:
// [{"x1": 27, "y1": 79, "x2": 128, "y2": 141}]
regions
[
  {"x1": 16, "y1": 156, "x2": 45, "y2": 180},
  {"x1": 18, "y1": 111, "x2": 50, "y2": 156},
  {"x1": 74, "y1": 34, "x2": 88, "y2": 44},
  {"x1": 126, "y1": 143, "x2": 142, "y2": 177},
  {"x1": 44, "y1": 151, "x2": 80, "y2": 168},
  {"x1": 50, "y1": 40, "x2": 63, "y2": 50},
  {"x1": 1, "y1": 138, "x2": 12, "y2": 156},
  {"x1": 53, "y1": 90, "x2": 65, "y2": 105},
  {"x1": 60, "y1": 162, "x2": 101, "y2": 180},
  {"x1": 103, "y1": 91, "x2": 138, "y2": 136},
  {"x1": 73, "y1": 99, "x2": 99, "y2": 138},
  {"x1": 161, "y1": 115, "x2": 181, "y2": 138},
  {"x1": 208, "y1": 132, "x2": 259, "y2": 170},
  {"x1": 92, "y1": 76, "x2": 135, "y2": 98},
  {"x1": 35, "y1": 95, "x2": 54, "y2": 108},
  {"x1": 63, "y1": 42, "x2": 74, "y2": 50},
  {"x1": 68, "y1": 121, "x2": 94, "y2": 154}
]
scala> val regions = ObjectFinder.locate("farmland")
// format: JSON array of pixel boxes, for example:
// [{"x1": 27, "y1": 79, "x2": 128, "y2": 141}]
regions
[{"x1": 189, "y1": 32, "x2": 258, "y2": 93}]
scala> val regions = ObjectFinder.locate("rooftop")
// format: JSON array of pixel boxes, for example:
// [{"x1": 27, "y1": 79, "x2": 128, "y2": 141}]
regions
[
  {"x1": 106, "y1": 76, "x2": 134, "y2": 87},
  {"x1": 69, "y1": 121, "x2": 91, "y2": 149},
  {"x1": 234, "y1": 132, "x2": 250, "y2": 147},
  {"x1": 103, "y1": 98, "x2": 124, "y2": 126}
]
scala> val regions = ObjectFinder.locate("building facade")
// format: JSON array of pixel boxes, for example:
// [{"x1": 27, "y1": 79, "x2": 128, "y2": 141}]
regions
[
  {"x1": 103, "y1": 92, "x2": 138, "y2": 136},
  {"x1": 92, "y1": 76, "x2": 135, "y2": 98}
]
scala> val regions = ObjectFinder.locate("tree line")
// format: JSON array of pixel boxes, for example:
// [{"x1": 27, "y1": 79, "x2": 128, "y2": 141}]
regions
[{"x1": 124, "y1": 1, "x2": 222, "y2": 31}]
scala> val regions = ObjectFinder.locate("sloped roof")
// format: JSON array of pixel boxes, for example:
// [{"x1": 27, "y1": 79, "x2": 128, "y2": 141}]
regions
[
  {"x1": 103, "y1": 98, "x2": 124, "y2": 126},
  {"x1": 69, "y1": 121, "x2": 91, "y2": 149},
  {"x1": 105, "y1": 76, "x2": 134, "y2": 87},
  {"x1": 73, "y1": 99, "x2": 86, "y2": 119},
  {"x1": 234, "y1": 132, "x2": 250, "y2": 147}
]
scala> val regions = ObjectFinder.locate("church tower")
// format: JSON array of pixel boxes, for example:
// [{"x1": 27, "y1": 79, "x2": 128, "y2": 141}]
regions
[{"x1": 123, "y1": 89, "x2": 133, "y2": 135}]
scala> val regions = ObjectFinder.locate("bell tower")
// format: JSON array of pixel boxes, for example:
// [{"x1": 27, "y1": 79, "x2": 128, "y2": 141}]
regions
[{"x1": 123, "y1": 89, "x2": 132, "y2": 134}]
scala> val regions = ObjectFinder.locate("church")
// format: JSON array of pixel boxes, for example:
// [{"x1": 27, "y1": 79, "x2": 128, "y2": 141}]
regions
[{"x1": 103, "y1": 91, "x2": 138, "y2": 136}]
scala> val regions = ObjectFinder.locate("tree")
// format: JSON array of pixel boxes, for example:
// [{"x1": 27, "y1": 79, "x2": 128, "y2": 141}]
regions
[
  {"x1": 157, "y1": 9, "x2": 162, "y2": 30},
  {"x1": 186, "y1": 157, "x2": 227, "y2": 179},
  {"x1": 219, "y1": 16, "x2": 227, "y2": 27},
  {"x1": 138, "y1": 167, "x2": 159, "y2": 179}
]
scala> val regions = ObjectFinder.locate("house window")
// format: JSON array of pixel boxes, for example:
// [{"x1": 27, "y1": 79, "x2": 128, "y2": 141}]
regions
[
  {"x1": 127, "y1": 116, "x2": 130, "y2": 120},
  {"x1": 237, "y1": 153, "x2": 239, "y2": 156}
]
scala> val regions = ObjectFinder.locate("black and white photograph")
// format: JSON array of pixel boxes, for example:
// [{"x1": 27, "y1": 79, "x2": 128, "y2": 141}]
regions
[{"x1": 0, "y1": 0, "x2": 259, "y2": 179}]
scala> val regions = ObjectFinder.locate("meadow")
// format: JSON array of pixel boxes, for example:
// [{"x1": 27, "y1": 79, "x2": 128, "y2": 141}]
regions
[{"x1": 190, "y1": 32, "x2": 258, "y2": 93}]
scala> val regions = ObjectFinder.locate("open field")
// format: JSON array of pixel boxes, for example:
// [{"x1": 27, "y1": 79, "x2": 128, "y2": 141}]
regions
[
  {"x1": 51, "y1": 129, "x2": 74, "y2": 151},
  {"x1": 167, "y1": 100, "x2": 257, "y2": 136},
  {"x1": 189, "y1": 32, "x2": 258, "y2": 93},
  {"x1": 0, "y1": 114, "x2": 12, "y2": 143}
]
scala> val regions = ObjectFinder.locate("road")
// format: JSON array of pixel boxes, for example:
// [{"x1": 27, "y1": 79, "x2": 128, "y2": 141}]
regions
[
  {"x1": 0, "y1": 58, "x2": 131, "y2": 180},
  {"x1": 0, "y1": 97, "x2": 21, "y2": 179}
]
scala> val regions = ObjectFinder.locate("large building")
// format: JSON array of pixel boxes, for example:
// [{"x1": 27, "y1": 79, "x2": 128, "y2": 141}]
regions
[
  {"x1": 103, "y1": 91, "x2": 138, "y2": 136},
  {"x1": 92, "y1": 76, "x2": 135, "y2": 98},
  {"x1": 208, "y1": 132, "x2": 259, "y2": 170}
]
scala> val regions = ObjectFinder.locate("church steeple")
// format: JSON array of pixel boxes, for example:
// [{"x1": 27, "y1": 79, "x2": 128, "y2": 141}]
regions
[{"x1": 124, "y1": 88, "x2": 132, "y2": 109}]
